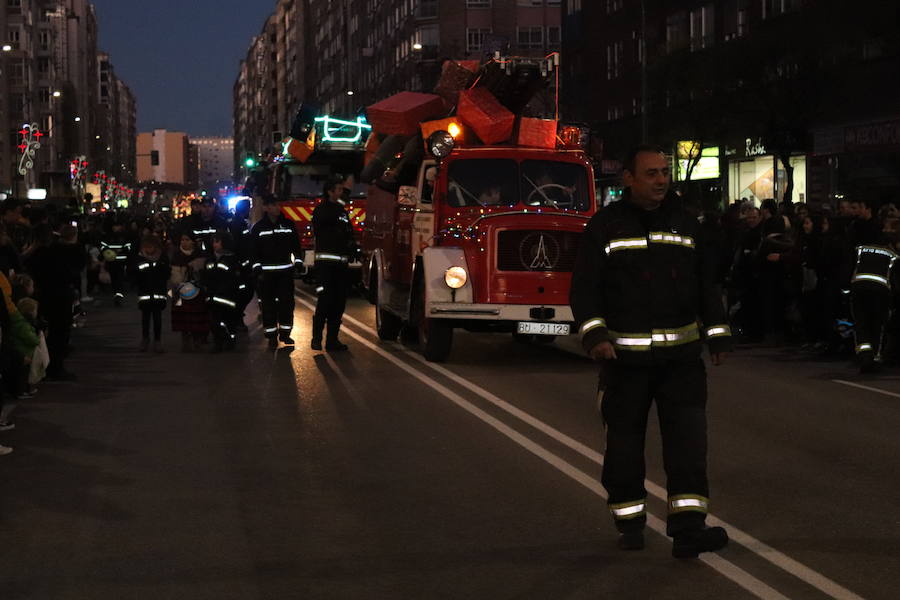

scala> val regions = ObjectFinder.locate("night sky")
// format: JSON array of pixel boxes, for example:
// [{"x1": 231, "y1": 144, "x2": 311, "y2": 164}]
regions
[{"x1": 91, "y1": 0, "x2": 275, "y2": 138}]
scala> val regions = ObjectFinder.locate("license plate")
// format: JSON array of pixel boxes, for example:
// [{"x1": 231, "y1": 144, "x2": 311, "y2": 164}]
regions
[{"x1": 517, "y1": 322, "x2": 571, "y2": 336}]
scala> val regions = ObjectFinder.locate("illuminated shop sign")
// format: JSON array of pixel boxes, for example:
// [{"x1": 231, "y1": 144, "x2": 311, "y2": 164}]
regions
[{"x1": 675, "y1": 142, "x2": 720, "y2": 181}]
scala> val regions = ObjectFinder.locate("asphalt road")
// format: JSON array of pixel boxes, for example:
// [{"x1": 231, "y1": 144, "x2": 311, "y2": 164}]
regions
[{"x1": 1, "y1": 286, "x2": 896, "y2": 599}]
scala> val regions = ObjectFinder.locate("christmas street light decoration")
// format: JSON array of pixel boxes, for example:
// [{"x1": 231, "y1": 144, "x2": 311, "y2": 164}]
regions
[{"x1": 17, "y1": 123, "x2": 43, "y2": 176}]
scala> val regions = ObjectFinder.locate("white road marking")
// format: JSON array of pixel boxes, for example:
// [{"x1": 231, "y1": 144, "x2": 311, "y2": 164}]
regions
[
  {"x1": 298, "y1": 291, "x2": 866, "y2": 600},
  {"x1": 294, "y1": 294, "x2": 791, "y2": 600},
  {"x1": 833, "y1": 378, "x2": 900, "y2": 399}
]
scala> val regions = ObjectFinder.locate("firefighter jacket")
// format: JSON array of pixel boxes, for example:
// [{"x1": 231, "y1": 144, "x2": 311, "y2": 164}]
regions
[
  {"x1": 229, "y1": 216, "x2": 253, "y2": 273},
  {"x1": 851, "y1": 244, "x2": 898, "y2": 292},
  {"x1": 134, "y1": 255, "x2": 171, "y2": 304},
  {"x1": 249, "y1": 215, "x2": 303, "y2": 273},
  {"x1": 570, "y1": 198, "x2": 733, "y2": 365},
  {"x1": 177, "y1": 214, "x2": 229, "y2": 255},
  {"x1": 100, "y1": 233, "x2": 132, "y2": 263},
  {"x1": 203, "y1": 251, "x2": 240, "y2": 309},
  {"x1": 312, "y1": 199, "x2": 359, "y2": 263}
]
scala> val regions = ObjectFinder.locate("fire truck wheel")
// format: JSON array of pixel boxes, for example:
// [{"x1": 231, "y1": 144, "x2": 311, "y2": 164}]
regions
[
  {"x1": 419, "y1": 319, "x2": 453, "y2": 362},
  {"x1": 376, "y1": 305, "x2": 402, "y2": 341}
]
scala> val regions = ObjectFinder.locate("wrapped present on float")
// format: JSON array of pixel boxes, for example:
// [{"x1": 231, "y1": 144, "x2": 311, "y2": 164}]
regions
[
  {"x1": 457, "y1": 88, "x2": 515, "y2": 145},
  {"x1": 516, "y1": 117, "x2": 558, "y2": 149},
  {"x1": 433, "y1": 60, "x2": 480, "y2": 108},
  {"x1": 367, "y1": 92, "x2": 446, "y2": 136}
]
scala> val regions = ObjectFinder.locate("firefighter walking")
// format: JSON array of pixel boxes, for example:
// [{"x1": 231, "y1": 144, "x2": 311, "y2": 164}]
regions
[
  {"x1": 849, "y1": 234, "x2": 898, "y2": 373},
  {"x1": 571, "y1": 146, "x2": 733, "y2": 559},
  {"x1": 250, "y1": 194, "x2": 304, "y2": 349},
  {"x1": 310, "y1": 176, "x2": 357, "y2": 352}
]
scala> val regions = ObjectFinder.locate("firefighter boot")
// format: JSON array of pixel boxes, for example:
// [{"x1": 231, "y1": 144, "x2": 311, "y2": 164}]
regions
[
  {"x1": 325, "y1": 322, "x2": 348, "y2": 352},
  {"x1": 311, "y1": 316, "x2": 325, "y2": 351},
  {"x1": 672, "y1": 526, "x2": 729, "y2": 559}
]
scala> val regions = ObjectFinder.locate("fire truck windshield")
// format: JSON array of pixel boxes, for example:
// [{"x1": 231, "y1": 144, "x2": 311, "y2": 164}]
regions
[{"x1": 447, "y1": 159, "x2": 590, "y2": 211}]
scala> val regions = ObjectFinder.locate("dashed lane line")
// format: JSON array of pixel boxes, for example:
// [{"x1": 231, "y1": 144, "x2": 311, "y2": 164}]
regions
[
  {"x1": 832, "y1": 378, "x2": 900, "y2": 399},
  {"x1": 297, "y1": 291, "x2": 866, "y2": 600}
]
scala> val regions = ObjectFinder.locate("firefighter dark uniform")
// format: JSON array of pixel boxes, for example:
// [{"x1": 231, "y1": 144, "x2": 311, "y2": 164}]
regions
[
  {"x1": 850, "y1": 242, "x2": 898, "y2": 372},
  {"x1": 135, "y1": 255, "x2": 171, "y2": 351},
  {"x1": 250, "y1": 214, "x2": 303, "y2": 345},
  {"x1": 100, "y1": 232, "x2": 132, "y2": 304},
  {"x1": 203, "y1": 250, "x2": 241, "y2": 351},
  {"x1": 570, "y1": 196, "x2": 732, "y2": 555},
  {"x1": 229, "y1": 214, "x2": 255, "y2": 326},
  {"x1": 311, "y1": 197, "x2": 358, "y2": 351},
  {"x1": 178, "y1": 213, "x2": 228, "y2": 256}
]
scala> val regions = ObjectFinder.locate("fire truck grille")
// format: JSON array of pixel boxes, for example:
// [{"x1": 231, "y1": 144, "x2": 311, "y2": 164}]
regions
[{"x1": 496, "y1": 230, "x2": 581, "y2": 272}]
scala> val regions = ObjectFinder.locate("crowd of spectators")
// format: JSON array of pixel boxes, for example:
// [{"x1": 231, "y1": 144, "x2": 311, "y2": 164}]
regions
[
  {"x1": 0, "y1": 198, "x2": 177, "y2": 456},
  {"x1": 706, "y1": 195, "x2": 894, "y2": 356}
]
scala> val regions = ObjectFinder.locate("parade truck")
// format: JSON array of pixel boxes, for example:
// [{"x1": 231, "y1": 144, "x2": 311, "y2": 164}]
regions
[
  {"x1": 268, "y1": 114, "x2": 371, "y2": 271},
  {"x1": 360, "y1": 54, "x2": 596, "y2": 362}
]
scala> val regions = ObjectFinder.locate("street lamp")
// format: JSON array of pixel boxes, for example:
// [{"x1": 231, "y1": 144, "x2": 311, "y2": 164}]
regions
[
  {"x1": 52, "y1": 90, "x2": 61, "y2": 98},
  {"x1": 74, "y1": 116, "x2": 81, "y2": 122},
  {"x1": 413, "y1": 42, "x2": 423, "y2": 51},
  {"x1": 1, "y1": 44, "x2": 12, "y2": 52},
  {"x1": 346, "y1": 90, "x2": 354, "y2": 96}
]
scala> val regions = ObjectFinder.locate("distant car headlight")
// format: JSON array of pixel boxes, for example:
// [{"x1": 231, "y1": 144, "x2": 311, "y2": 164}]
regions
[{"x1": 444, "y1": 266, "x2": 467, "y2": 289}]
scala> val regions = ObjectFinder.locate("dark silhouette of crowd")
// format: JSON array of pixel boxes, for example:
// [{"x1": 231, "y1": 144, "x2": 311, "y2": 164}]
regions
[{"x1": 711, "y1": 196, "x2": 897, "y2": 360}]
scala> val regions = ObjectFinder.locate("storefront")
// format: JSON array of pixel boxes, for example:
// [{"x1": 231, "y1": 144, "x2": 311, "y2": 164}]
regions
[{"x1": 727, "y1": 136, "x2": 807, "y2": 206}]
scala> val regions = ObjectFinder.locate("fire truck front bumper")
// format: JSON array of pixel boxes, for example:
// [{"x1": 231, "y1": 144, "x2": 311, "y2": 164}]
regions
[{"x1": 428, "y1": 303, "x2": 575, "y2": 331}]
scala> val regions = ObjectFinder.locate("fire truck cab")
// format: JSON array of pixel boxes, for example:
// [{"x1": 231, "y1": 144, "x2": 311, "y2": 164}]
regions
[{"x1": 363, "y1": 141, "x2": 596, "y2": 362}]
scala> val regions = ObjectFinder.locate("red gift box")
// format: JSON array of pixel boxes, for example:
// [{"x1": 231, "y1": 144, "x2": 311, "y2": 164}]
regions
[
  {"x1": 457, "y1": 88, "x2": 515, "y2": 145},
  {"x1": 367, "y1": 92, "x2": 446, "y2": 136},
  {"x1": 517, "y1": 117, "x2": 558, "y2": 149},
  {"x1": 433, "y1": 60, "x2": 479, "y2": 108}
]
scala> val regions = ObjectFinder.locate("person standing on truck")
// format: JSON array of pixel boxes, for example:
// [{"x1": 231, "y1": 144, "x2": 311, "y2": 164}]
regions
[
  {"x1": 570, "y1": 145, "x2": 733, "y2": 559},
  {"x1": 250, "y1": 194, "x2": 304, "y2": 349},
  {"x1": 310, "y1": 176, "x2": 358, "y2": 352}
]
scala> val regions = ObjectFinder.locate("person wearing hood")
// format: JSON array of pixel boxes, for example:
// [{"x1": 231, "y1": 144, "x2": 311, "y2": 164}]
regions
[{"x1": 170, "y1": 232, "x2": 208, "y2": 352}]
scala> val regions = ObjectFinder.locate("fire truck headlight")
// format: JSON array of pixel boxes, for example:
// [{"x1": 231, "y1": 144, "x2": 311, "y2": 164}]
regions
[
  {"x1": 428, "y1": 130, "x2": 455, "y2": 159},
  {"x1": 444, "y1": 266, "x2": 467, "y2": 289}
]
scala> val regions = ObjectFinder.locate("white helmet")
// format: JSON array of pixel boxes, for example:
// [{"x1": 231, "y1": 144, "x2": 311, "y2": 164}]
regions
[{"x1": 178, "y1": 282, "x2": 199, "y2": 300}]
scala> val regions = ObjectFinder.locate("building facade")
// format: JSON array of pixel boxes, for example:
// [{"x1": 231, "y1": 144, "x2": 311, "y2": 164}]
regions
[
  {"x1": 1, "y1": 0, "x2": 136, "y2": 201},
  {"x1": 233, "y1": 0, "x2": 563, "y2": 176},
  {"x1": 136, "y1": 129, "x2": 191, "y2": 186},
  {"x1": 193, "y1": 137, "x2": 234, "y2": 188},
  {"x1": 562, "y1": 0, "x2": 900, "y2": 208}
]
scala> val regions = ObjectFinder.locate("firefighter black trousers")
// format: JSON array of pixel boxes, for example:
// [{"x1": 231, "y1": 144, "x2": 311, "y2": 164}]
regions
[
  {"x1": 314, "y1": 261, "x2": 349, "y2": 332},
  {"x1": 600, "y1": 358, "x2": 709, "y2": 535},
  {"x1": 851, "y1": 285, "x2": 891, "y2": 359},
  {"x1": 259, "y1": 270, "x2": 295, "y2": 337}
]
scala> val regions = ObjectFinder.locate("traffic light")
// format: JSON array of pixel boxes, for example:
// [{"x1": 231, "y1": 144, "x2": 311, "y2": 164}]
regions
[{"x1": 244, "y1": 155, "x2": 257, "y2": 168}]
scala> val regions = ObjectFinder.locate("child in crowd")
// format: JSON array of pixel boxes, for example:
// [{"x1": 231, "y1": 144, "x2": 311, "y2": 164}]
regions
[
  {"x1": 135, "y1": 235, "x2": 171, "y2": 353},
  {"x1": 170, "y1": 233, "x2": 208, "y2": 352},
  {"x1": 11, "y1": 273, "x2": 34, "y2": 304}
]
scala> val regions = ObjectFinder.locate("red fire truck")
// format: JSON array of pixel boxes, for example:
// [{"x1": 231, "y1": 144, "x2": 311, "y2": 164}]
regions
[{"x1": 362, "y1": 130, "x2": 595, "y2": 362}]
